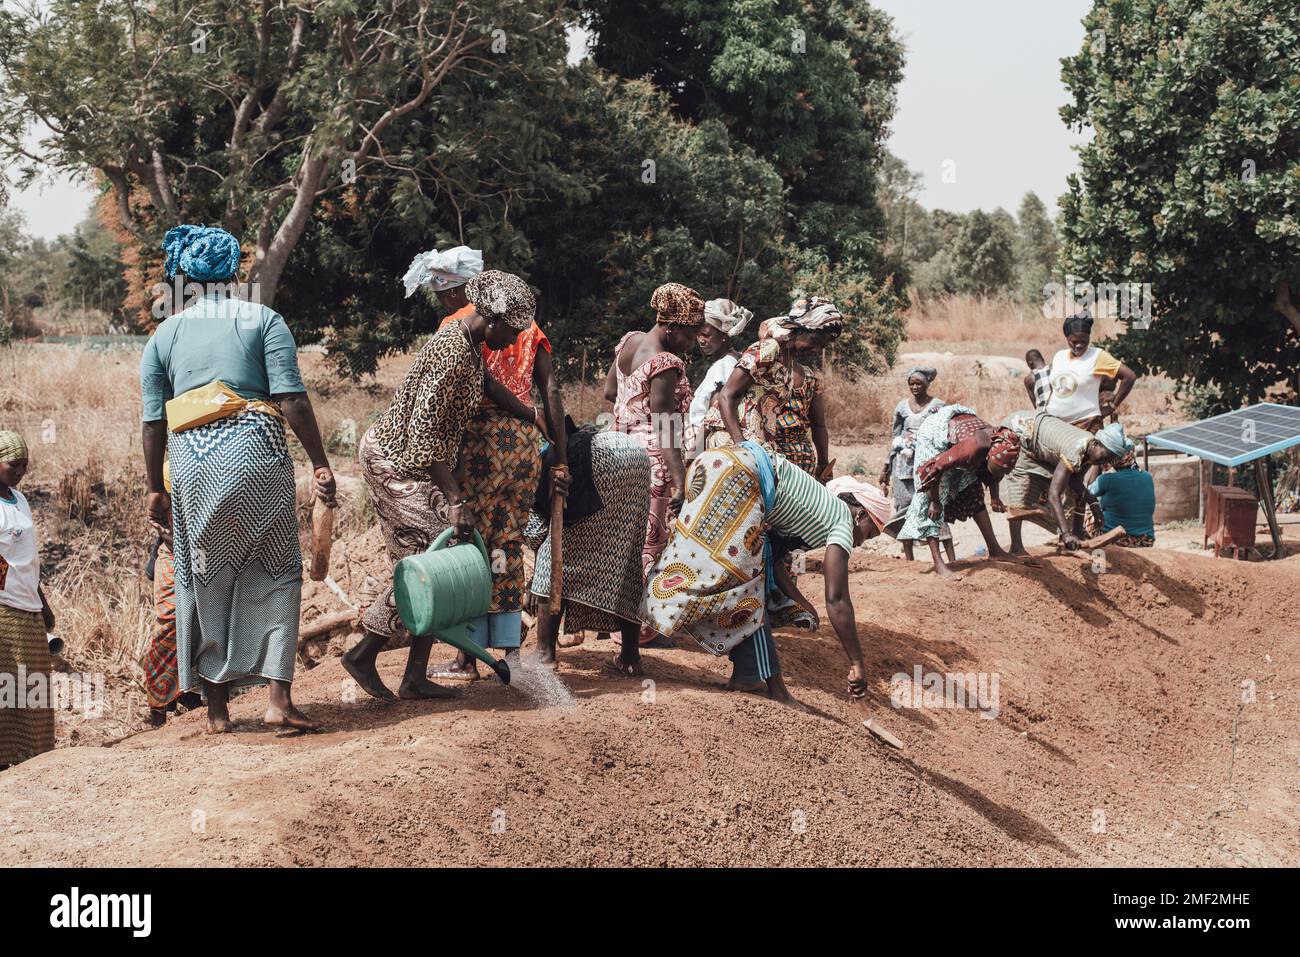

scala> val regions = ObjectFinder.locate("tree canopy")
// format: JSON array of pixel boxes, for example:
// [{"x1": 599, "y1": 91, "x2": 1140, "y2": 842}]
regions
[
  {"x1": 1059, "y1": 0, "x2": 1300, "y2": 405},
  {"x1": 1, "y1": 0, "x2": 910, "y2": 379}
]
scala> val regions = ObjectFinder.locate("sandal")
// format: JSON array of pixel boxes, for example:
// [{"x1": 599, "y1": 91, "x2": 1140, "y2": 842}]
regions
[{"x1": 602, "y1": 654, "x2": 643, "y2": 678}]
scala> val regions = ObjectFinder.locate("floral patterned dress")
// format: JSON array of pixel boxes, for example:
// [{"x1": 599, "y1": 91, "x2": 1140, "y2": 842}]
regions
[
  {"x1": 701, "y1": 338, "x2": 822, "y2": 474},
  {"x1": 611, "y1": 331, "x2": 695, "y2": 580}
]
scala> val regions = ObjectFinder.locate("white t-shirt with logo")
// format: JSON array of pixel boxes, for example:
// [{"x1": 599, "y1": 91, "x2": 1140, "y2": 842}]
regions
[
  {"x1": 1044, "y1": 346, "x2": 1121, "y2": 425},
  {"x1": 0, "y1": 489, "x2": 42, "y2": 613}
]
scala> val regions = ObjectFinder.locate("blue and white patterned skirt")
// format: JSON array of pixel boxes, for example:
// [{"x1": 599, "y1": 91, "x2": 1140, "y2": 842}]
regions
[{"x1": 169, "y1": 410, "x2": 302, "y2": 691}]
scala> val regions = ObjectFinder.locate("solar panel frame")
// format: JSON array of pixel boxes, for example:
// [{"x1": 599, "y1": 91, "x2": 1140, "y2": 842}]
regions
[{"x1": 1146, "y1": 403, "x2": 1300, "y2": 467}]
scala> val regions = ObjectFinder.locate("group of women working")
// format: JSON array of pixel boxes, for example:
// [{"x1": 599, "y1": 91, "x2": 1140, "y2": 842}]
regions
[
  {"x1": 129, "y1": 228, "x2": 888, "y2": 733},
  {"x1": 872, "y1": 311, "x2": 1144, "y2": 580},
  {"x1": 0, "y1": 228, "x2": 1154, "y2": 765}
]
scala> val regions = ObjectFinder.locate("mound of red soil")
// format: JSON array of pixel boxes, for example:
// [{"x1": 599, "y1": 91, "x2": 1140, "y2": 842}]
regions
[{"x1": 2, "y1": 548, "x2": 1296, "y2": 866}]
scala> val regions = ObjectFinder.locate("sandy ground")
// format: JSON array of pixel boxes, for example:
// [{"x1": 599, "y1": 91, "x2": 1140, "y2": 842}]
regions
[{"x1": 2, "y1": 544, "x2": 1297, "y2": 867}]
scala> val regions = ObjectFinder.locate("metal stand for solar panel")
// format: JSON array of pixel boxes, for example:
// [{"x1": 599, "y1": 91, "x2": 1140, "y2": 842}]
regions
[{"x1": 1146, "y1": 403, "x2": 1300, "y2": 561}]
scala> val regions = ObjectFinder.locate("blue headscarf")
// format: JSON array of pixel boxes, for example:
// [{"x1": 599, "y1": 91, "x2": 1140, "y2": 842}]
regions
[
  {"x1": 162, "y1": 225, "x2": 241, "y2": 281},
  {"x1": 1095, "y1": 421, "x2": 1132, "y2": 458}
]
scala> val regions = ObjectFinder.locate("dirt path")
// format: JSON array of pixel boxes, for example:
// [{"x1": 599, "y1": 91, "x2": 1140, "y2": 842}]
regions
[{"x1": 2, "y1": 549, "x2": 1297, "y2": 866}]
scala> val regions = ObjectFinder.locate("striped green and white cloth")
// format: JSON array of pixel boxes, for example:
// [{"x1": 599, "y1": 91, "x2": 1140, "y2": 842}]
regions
[{"x1": 767, "y1": 453, "x2": 855, "y2": 556}]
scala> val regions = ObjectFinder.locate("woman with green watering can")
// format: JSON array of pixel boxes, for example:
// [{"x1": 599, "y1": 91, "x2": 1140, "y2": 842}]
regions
[{"x1": 345, "y1": 268, "x2": 562, "y2": 700}]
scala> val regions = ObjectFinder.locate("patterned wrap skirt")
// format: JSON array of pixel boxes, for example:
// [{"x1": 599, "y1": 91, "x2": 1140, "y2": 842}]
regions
[
  {"x1": 0, "y1": 604, "x2": 55, "y2": 766},
  {"x1": 360, "y1": 410, "x2": 541, "y2": 643},
  {"x1": 527, "y1": 431, "x2": 651, "y2": 633},
  {"x1": 169, "y1": 410, "x2": 302, "y2": 691},
  {"x1": 143, "y1": 542, "x2": 180, "y2": 709},
  {"x1": 460, "y1": 407, "x2": 542, "y2": 614},
  {"x1": 644, "y1": 446, "x2": 768, "y2": 656}
]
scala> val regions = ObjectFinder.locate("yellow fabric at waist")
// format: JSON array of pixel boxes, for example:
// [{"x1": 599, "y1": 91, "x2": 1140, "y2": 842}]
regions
[{"x1": 164, "y1": 380, "x2": 284, "y2": 433}]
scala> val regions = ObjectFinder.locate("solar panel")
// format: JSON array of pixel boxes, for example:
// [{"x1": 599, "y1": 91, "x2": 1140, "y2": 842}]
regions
[{"x1": 1146, "y1": 403, "x2": 1300, "y2": 467}]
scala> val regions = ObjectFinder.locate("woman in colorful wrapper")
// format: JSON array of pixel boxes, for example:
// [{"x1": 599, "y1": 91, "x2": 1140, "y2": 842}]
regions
[
  {"x1": 701, "y1": 296, "x2": 842, "y2": 627},
  {"x1": 140, "y1": 225, "x2": 335, "y2": 734},
  {"x1": 896, "y1": 405, "x2": 1023, "y2": 581},
  {"x1": 701, "y1": 296, "x2": 840, "y2": 480},
  {"x1": 345, "y1": 269, "x2": 562, "y2": 698},
  {"x1": 644, "y1": 442, "x2": 873, "y2": 702},
  {"x1": 880, "y1": 366, "x2": 954, "y2": 562},
  {"x1": 421, "y1": 249, "x2": 569, "y2": 681},
  {"x1": 604, "y1": 281, "x2": 703, "y2": 646},
  {"x1": 0, "y1": 431, "x2": 56, "y2": 770}
]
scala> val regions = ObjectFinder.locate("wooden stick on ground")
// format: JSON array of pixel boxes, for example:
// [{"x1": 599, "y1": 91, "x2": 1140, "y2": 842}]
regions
[
  {"x1": 1062, "y1": 525, "x2": 1127, "y2": 552},
  {"x1": 297, "y1": 610, "x2": 356, "y2": 644}
]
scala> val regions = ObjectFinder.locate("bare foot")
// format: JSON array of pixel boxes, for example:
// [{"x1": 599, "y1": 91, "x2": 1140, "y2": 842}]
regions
[
  {"x1": 936, "y1": 563, "x2": 963, "y2": 581},
  {"x1": 342, "y1": 650, "x2": 395, "y2": 700},
  {"x1": 558, "y1": 632, "x2": 585, "y2": 648},
  {"x1": 263, "y1": 705, "x2": 320, "y2": 732},
  {"x1": 204, "y1": 715, "x2": 234, "y2": 735},
  {"x1": 398, "y1": 677, "x2": 461, "y2": 700},
  {"x1": 429, "y1": 659, "x2": 479, "y2": 681},
  {"x1": 726, "y1": 678, "x2": 768, "y2": 694}
]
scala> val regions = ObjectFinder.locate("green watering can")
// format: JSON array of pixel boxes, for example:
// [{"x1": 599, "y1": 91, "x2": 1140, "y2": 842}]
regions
[{"x1": 392, "y1": 528, "x2": 511, "y2": 684}]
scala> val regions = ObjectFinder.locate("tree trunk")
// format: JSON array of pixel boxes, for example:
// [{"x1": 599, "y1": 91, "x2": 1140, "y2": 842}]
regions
[
  {"x1": 1274, "y1": 281, "x2": 1300, "y2": 336},
  {"x1": 251, "y1": 150, "x2": 330, "y2": 305}
]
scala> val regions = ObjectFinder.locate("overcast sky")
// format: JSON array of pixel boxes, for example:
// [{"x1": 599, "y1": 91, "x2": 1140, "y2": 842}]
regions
[
  {"x1": 9, "y1": 0, "x2": 1091, "y2": 240},
  {"x1": 874, "y1": 0, "x2": 1092, "y2": 216}
]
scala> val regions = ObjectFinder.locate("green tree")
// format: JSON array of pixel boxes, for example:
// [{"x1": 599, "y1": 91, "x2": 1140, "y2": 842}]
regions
[
  {"x1": 59, "y1": 212, "x2": 129, "y2": 325},
  {"x1": 1059, "y1": 0, "x2": 1300, "y2": 404},
  {"x1": 0, "y1": 0, "x2": 571, "y2": 315},
  {"x1": 580, "y1": 0, "x2": 904, "y2": 268},
  {"x1": 951, "y1": 208, "x2": 1016, "y2": 296},
  {"x1": 877, "y1": 151, "x2": 931, "y2": 287},
  {"x1": 1014, "y1": 191, "x2": 1058, "y2": 304}
]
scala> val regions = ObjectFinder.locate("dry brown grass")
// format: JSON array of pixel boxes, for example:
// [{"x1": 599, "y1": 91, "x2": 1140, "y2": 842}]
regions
[{"x1": 902, "y1": 290, "x2": 1124, "y2": 356}]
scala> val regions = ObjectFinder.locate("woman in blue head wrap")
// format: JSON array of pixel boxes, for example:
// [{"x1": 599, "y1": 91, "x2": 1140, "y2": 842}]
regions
[
  {"x1": 140, "y1": 224, "x2": 336, "y2": 733},
  {"x1": 161, "y1": 225, "x2": 243, "y2": 283}
]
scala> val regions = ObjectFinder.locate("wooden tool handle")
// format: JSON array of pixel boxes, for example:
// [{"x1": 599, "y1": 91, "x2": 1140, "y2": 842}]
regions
[
  {"x1": 548, "y1": 466, "x2": 568, "y2": 615},
  {"x1": 309, "y1": 498, "x2": 335, "y2": 581}
]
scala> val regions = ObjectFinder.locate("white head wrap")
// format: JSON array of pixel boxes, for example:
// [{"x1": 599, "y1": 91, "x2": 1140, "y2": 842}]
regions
[
  {"x1": 401, "y1": 245, "x2": 484, "y2": 298},
  {"x1": 769, "y1": 296, "x2": 844, "y2": 340},
  {"x1": 703, "y1": 299, "x2": 753, "y2": 337}
]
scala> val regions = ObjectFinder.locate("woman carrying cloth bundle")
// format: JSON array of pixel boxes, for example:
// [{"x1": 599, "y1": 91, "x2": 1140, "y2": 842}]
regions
[
  {"x1": 140, "y1": 225, "x2": 335, "y2": 733},
  {"x1": 896, "y1": 405, "x2": 1023, "y2": 581},
  {"x1": 604, "y1": 281, "x2": 703, "y2": 647},
  {"x1": 344, "y1": 269, "x2": 555, "y2": 700},
  {"x1": 644, "y1": 442, "x2": 871, "y2": 702}
]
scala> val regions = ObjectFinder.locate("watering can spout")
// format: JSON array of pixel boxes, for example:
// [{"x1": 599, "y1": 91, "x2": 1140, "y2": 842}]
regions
[{"x1": 492, "y1": 657, "x2": 512, "y2": 685}]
